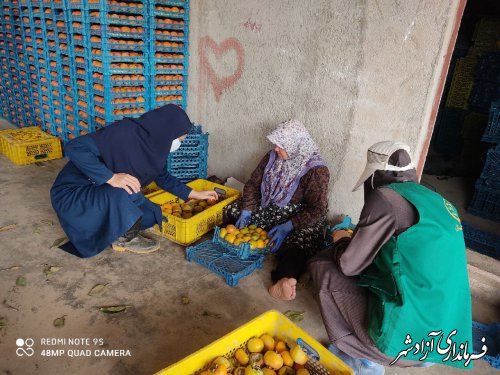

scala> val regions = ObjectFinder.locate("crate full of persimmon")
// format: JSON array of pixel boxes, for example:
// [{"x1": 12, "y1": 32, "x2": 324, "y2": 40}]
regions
[
  {"x1": 155, "y1": 310, "x2": 354, "y2": 375},
  {"x1": 146, "y1": 179, "x2": 240, "y2": 246}
]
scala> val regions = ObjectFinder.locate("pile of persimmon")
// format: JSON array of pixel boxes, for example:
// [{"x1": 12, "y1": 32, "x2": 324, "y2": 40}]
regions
[
  {"x1": 156, "y1": 5, "x2": 185, "y2": 12},
  {"x1": 109, "y1": 13, "x2": 144, "y2": 21},
  {"x1": 155, "y1": 41, "x2": 183, "y2": 47},
  {"x1": 156, "y1": 84, "x2": 183, "y2": 91},
  {"x1": 156, "y1": 17, "x2": 184, "y2": 25},
  {"x1": 112, "y1": 108, "x2": 144, "y2": 115},
  {"x1": 161, "y1": 198, "x2": 217, "y2": 219},
  {"x1": 155, "y1": 30, "x2": 184, "y2": 36},
  {"x1": 200, "y1": 335, "x2": 310, "y2": 375},
  {"x1": 112, "y1": 86, "x2": 144, "y2": 93},
  {"x1": 108, "y1": 38, "x2": 144, "y2": 45},
  {"x1": 219, "y1": 225, "x2": 269, "y2": 249},
  {"x1": 157, "y1": 95, "x2": 182, "y2": 102},
  {"x1": 156, "y1": 64, "x2": 183, "y2": 70},
  {"x1": 109, "y1": 0, "x2": 144, "y2": 8},
  {"x1": 156, "y1": 74, "x2": 183, "y2": 81},
  {"x1": 112, "y1": 97, "x2": 145, "y2": 104},
  {"x1": 155, "y1": 52, "x2": 184, "y2": 59},
  {"x1": 109, "y1": 26, "x2": 144, "y2": 33}
]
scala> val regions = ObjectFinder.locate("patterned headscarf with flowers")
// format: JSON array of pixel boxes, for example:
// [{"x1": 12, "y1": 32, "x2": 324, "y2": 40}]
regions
[{"x1": 260, "y1": 119, "x2": 326, "y2": 208}]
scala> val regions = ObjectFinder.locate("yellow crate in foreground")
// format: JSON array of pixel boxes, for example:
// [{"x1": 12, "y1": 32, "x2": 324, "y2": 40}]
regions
[
  {"x1": 0, "y1": 127, "x2": 62, "y2": 165},
  {"x1": 156, "y1": 310, "x2": 353, "y2": 375},
  {"x1": 146, "y1": 179, "x2": 240, "y2": 246}
]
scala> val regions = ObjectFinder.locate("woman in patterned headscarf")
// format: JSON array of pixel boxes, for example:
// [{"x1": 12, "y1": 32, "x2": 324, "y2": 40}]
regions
[{"x1": 225, "y1": 120, "x2": 330, "y2": 300}]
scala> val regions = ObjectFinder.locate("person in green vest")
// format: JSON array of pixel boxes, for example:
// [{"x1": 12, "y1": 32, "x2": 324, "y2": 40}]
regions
[{"x1": 309, "y1": 141, "x2": 473, "y2": 374}]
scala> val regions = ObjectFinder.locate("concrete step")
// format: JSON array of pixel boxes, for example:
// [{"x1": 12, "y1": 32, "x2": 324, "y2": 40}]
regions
[{"x1": 467, "y1": 249, "x2": 500, "y2": 323}]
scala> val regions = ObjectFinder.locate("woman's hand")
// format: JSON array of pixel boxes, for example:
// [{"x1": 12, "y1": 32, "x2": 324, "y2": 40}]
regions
[
  {"x1": 107, "y1": 173, "x2": 141, "y2": 194},
  {"x1": 188, "y1": 190, "x2": 218, "y2": 201}
]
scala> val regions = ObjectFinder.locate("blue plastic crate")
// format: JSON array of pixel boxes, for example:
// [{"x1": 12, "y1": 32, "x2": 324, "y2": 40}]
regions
[
  {"x1": 153, "y1": 54, "x2": 186, "y2": 64},
  {"x1": 472, "y1": 321, "x2": 500, "y2": 369},
  {"x1": 106, "y1": 16, "x2": 145, "y2": 27},
  {"x1": 154, "y1": 88, "x2": 183, "y2": 96},
  {"x1": 153, "y1": 77, "x2": 184, "y2": 86},
  {"x1": 470, "y1": 82, "x2": 500, "y2": 112},
  {"x1": 462, "y1": 222, "x2": 500, "y2": 258},
  {"x1": 154, "y1": 99, "x2": 183, "y2": 108},
  {"x1": 468, "y1": 179, "x2": 500, "y2": 222},
  {"x1": 212, "y1": 226, "x2": 270, "y2": 260},
  {"x1": 154, "y1": 9, "x2": 187, "y2": 19},
  {"x1": 480, "y1": 146, "x2": 500, "y2": 187},
  {"x1": 483, "y1": 101, "x2": 500, "y2": 144},
  {"x1": 106, "y1": 29, "x2": 148, "y2": 39},
  {"x1": 105, "y1": 42, "x2": 147, "y2": 51},
  {"x1": 91, "y1": 65, "x2": 145, "y2": 75},
  {"x1": 94, "y1": 52, "x2": 148, "y2": 63},
  {"x1": 107, "y1": 4, "x2": 147, "y2": 14},
  {"x1": 168, "y1": 149, "x2": 205, "y2": 162},
  {"x1": 155, "y1": 0, "x2": 188, "y2": 6},
  {"x1": 154, "y1": 20, "x2": 186, "y2": 30},
  {"x1": 154, "y1": 32, "x2": 186, "y2": 43},
  {"x1": 153, "y1": 44, "x2": 185, "y2": 54},
  {"x1": 186, "y1": 241, "x2": 264, "y2": 287},
  {"x1": 477, "y1": 53, "x2": 500, "y2": 84}
]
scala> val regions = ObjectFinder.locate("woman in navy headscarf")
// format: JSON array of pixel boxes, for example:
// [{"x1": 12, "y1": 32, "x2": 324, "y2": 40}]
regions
[{"x1": 51, "y1": 105, "x2": 217, "y2": 257}]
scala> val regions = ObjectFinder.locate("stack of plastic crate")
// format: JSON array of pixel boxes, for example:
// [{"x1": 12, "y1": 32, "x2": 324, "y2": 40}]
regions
[
  {"x1": 167, "y1": 124, "x2": 207, "y2": 182},
  {"x1": 90, "y1": 0, "x2": 151, "y2": 126},
  {"x1": 468, "y1": 18, "x2": 500, "y2": 112},
  {"x1": 468, "y1": 102, "x2": 500, "y2": 222},
  {"x1": 0, "y1": 4, "x2": 26, "y2": 127},
  {"x1": 0, "y1": 7, "x2": 11, "y2": 121},
  {"x1": 63, "y1": 1, "x2": 101, "y2": 139},
  {"x1": 149, "y1": 0, "x2": 188, "y2": 110}
]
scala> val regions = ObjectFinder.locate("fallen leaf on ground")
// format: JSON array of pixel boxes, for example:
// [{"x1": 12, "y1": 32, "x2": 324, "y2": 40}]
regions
[
  {"x1": 53, "y1": 315, "x2": 66, "y2": 327},
  {"x1": 284, "y1": 310, "x2": 305, "y2": 323},
  {"x1": 99, "y1": 305, "x2": 130, "y2": 314},
  {"x1": 88, "y1": 284, "x2": 108, "y2": 297},
  {"x1": 44, "y1": 265, "x2": 61, "y2": 276},
  {"x1": 1, "y1": 266, "x2": 22, "y2": 272},
  {"x1": 181, "y1": 295, "x2": 190, "y2": 305},
  {"x1": 0, "y1": 224, "x2": 17, "y2": 233},
  {"x1": 0, "y1": 317, "x2": 7, "y2": 327},
  {"x1": 202, "y1": 310, "x2": 222, "y2": 319},
  {"x1": 50, "y1": 237, "x2": 68, "y2": 248},
  {"x1": 40, "y1": 219, "x2": 54, "y2": 226},
  {"x1": 15, "y1": 276, "x2": 26, "y2": 287},
  {"x1": 3, "y1": 300, "x2": 18, "y2": 311}
]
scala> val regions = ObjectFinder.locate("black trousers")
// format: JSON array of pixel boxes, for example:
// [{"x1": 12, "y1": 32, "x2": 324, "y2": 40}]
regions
[{"x1": 271, "y1": 247, "x2": 308, "y2": 282}]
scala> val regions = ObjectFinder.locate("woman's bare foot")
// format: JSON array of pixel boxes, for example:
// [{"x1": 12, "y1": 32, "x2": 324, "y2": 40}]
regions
[{"x1": 268, "y1": 278, "x2": 297, "y2": 300}]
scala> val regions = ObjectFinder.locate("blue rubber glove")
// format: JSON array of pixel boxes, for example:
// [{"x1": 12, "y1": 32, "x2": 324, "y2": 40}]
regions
[
  {"x1": 268, "y1": 220, "x2": 293, "y2": 253},
  {"x1": 235, "y1": 210, "x2": 252, "y2": 229}
]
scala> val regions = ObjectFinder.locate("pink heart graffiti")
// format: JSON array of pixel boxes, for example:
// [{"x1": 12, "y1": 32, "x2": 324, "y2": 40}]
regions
[{"x1": 198, "y1": 36, "x2": 245, "y2": 102}]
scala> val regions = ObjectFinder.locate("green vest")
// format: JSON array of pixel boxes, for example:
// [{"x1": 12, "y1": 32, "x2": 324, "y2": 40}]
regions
[{"x1": 359, "y1": 182, "x2": 473, "y2": 368}]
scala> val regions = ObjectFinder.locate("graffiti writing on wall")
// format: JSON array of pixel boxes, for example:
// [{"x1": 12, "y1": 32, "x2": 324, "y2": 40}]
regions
[
  {"x1": 242, "y1": 18, "x2": 262, "y2": 33},
  {"x1": 198, "y1": 36, "x2": 245, "y2": 103}
]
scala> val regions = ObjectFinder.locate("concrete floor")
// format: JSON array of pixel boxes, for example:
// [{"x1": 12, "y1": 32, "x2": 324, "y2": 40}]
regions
[{"x1": 0, "y1": 124, "x2": 498, "y2": 374}]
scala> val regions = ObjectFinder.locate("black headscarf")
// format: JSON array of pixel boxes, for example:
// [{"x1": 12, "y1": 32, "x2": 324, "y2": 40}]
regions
[
  {"x1": 363, "y1": 149, "x2": 418, "y2": 201},
  {"x1": 91, "y1": 104, "x2": 192, "y2": 186}
]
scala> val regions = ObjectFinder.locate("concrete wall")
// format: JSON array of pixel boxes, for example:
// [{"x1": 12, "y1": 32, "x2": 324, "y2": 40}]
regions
[{"x1": 186, "y1": 0, "x2": 461, "y2": 219}]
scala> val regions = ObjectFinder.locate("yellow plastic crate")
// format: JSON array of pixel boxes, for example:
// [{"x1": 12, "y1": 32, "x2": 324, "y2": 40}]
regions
[
  {"x1": 147, "y1": 179, "x2": 240, "y2": 246},
  {"x1": 156, "y1": 310, "x2": 354, "y2": 375},
  {"x1": 0, "y1": 127, "x2": 62, "y2": 165}
]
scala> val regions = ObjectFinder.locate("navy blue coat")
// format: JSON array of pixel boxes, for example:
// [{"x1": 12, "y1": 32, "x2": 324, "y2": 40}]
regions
[
  {"x1": 51, "y1": 136, "x2": 191, "y2": 257},
  {"x1": 51, "y1": 105, "x2": 193, "y2": 258}
]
